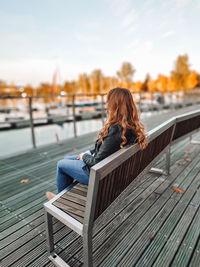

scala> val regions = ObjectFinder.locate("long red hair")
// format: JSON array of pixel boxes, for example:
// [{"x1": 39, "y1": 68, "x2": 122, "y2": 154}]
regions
[{"x1": 98, "y1": 87, "x2": 148, "y2": 150}]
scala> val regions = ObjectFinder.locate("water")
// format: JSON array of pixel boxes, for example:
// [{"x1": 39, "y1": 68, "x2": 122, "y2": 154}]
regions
[
  {"x1": 0, "y1": 119, "x2": 102, "y2": 158},
  {"x1": 0, "y1": 110, "x2": 168, "y2": 158}
]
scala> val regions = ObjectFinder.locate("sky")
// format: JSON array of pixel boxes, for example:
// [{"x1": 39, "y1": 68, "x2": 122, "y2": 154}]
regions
[{"x1": 0, "y1": 0, "x2": 200, "y2": 86}]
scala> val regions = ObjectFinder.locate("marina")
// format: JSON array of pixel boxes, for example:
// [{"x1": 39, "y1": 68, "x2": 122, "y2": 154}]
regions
[{"x1": 1, "y1": 90, "x2": 200, "y2": 131}]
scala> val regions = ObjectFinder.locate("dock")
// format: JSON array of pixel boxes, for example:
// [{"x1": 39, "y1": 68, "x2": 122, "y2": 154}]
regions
[{"x1": 1, "y1": 104, "x2": 200, "y2": 266}]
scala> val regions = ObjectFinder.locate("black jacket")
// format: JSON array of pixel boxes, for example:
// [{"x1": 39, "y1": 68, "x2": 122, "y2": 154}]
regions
[{"x1": 82, "y1": 124, "x2": 137, "y2": 175}]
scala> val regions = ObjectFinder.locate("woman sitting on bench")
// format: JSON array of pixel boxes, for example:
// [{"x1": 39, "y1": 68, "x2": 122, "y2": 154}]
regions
[{"x1": 46, "y1": 87, "x2": 147, "y2": 200}]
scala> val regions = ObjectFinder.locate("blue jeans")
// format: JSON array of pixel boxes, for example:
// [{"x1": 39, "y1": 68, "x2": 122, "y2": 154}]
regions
[{"x1": 56, "y1": 155, "x2": 89, "y2": 193}]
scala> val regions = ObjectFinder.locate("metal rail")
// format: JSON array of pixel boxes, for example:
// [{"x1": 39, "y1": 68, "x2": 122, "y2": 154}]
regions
[{"x1": 1, "y1": 90, "x2": 200, "y2": 149}]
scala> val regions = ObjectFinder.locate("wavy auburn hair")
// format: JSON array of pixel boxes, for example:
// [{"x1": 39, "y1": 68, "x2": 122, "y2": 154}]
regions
[{"x1": 98, "y1": 87, "x2": 148, "y2": 150}]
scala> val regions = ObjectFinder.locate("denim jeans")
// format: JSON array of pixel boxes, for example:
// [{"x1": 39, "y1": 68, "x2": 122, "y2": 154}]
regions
[{"x1": 56, "y1": 155, "x2": 89, "y2": 193}]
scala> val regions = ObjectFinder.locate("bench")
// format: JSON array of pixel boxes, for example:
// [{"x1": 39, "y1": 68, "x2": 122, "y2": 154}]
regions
[{"x1": 44, "y1": 109, "x2": 200, "y2": 267}]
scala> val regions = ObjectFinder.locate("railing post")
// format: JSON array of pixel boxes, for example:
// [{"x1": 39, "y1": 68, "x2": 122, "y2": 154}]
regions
[
  {"x1": 151, "y1": 92, "x2": 154, "y2": 112},
  {"x1": 101, "y1": 94, "x2": 105, "y2": 126},
  {"x1": 72, "y1": 95, "x2": 77, "y2": 137},
  {"x1": 28, "y1": 97, "x2": 36, "y2": 148},
  {"x1": 182, "y1": 91, "x2": 186, "y2": 107},
  {"x1": 140, "y1": 91, "x2": 142, "y2": 113}
]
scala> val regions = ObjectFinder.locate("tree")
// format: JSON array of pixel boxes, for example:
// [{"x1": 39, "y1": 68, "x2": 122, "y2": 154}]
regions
[
  {"x1": 132, "y1": 81, "x2": 143, "y2": 92},
  {"x1": 78, "y1": 73, "x2": 91, "y2": 94},
  {"x1": 0, "y1": 80, "x2": 7, "y2": 95},
  {"x1": 24, "y1": 85, "x2": 34, "y2": 96},
  {"x1": 116, "y1": 62, "x2": 135, "y2": 88},
  {"x1": 102, "y1": 76, "x2": 118, "y2": 93},
  {"x1": 170, "y1": 54, "x2": 190, "y2": 90},
  {"x1": 154, "y1": 74, "x2": 168, "y2": 92},
  {"x1": 142, "y1": 73, "x2": 151, "y2": 92},
  {"x1": 90, "y1": 69, "x2": 103, "y2": 95},
  {"x1": 185, "y1": 70, "x2": 199, "y2": 89},
  {"x1": 63, "y1": 81, "x2": 78, "y2": 94}
]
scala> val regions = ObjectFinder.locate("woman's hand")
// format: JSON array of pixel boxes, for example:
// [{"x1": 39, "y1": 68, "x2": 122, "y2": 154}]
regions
[
  {"x1": 77, "y1": 150, "x2": 91, "y2": 160},
  {"x1": 77, "y1": 153, "x2": 83, "y2": 160}
]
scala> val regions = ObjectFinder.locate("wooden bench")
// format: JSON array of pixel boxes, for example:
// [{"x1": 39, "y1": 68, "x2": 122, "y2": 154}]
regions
[{"x1": 44, "y1": 109, "x2": 200, "y2": 267}]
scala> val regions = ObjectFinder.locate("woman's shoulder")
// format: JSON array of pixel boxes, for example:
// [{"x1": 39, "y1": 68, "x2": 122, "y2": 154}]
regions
[
  {"x1": 109, "y1": 124, "x2": 135, "y2": 132},
  {"x1": 108, "y1": 124, "x2": 135, "y2": 137},
  {"x1": 108, "y1": 124, "x2": 122, "y2": 133}
]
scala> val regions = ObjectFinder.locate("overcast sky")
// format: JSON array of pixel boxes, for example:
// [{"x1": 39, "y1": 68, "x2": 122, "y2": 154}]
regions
[{"x1": 0, "y1": 0, "x2": 200, "y2": 86}]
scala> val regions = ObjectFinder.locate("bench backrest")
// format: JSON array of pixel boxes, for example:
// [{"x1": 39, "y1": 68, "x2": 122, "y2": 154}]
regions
[
  {"x1": 172, "y1": 111, "x2": 200, "y2": 143},
  {"x1": 83, "y1": 118, "x2": 175, "y2": 227},
  {"x1": 83, "y1": 109, "x2": 200, "y2": 228}
]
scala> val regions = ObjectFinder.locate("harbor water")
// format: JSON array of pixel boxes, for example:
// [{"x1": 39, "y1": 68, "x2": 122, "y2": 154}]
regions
[
  {"x1": 0, "y1": 110, "x2": 168, "y2": 158},
  {"x1": 0, "y1": 119, "x2": 102, "y2": 158}
]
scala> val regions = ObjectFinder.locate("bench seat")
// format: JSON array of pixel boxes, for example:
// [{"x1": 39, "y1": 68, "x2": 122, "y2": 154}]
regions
[{"x1": 53, "y1": 183, "x2": 88, "y2": 223}]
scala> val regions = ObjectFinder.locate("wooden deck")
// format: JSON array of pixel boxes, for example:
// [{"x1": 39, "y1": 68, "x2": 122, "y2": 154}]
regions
[{"x1": 1, "y1": 105, "x2": 200, "y2": 267}]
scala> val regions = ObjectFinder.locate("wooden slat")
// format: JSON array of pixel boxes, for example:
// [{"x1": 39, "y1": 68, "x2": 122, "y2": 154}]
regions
[
  {"x1": 74, "y1": 184, "x2": 88, "y2": 193},
  {"x1": 56, "y1": 197, "x2": 85, "y2": 212},
  {"x1": 53, "y1": 202, "x2": 84, "y2": 223},
  {"x1": 171, "y1": 207, "x2": 200, "y2": 266},
  {"x1": 188, "y1": 238, "x2": 200, "y2": 267},
  {"x1": 53, "y1": 201, "x2": 84, "y2": 218},
  {"x1": 152, "y1": 205, "x2": 197, "y2": 266},
  {"x1": 132, "y1": 167, "x2": 200, "y2": 267},
  {"x1": 66, "y1": 191, "x2": 87, "y2": 201},
  {"x1": 62, "y1": 193, "x2": 86, "y2": 206},
  {"x1": 70, "y1": 187, "x2": 87, "y2": 197}
]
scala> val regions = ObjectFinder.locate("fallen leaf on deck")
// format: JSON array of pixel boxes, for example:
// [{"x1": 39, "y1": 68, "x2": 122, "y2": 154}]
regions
[
  {"x1": 178, "y1": 162, "x2": 184, "y2": 166},
  {"x1": 184, "y1": 150, "x2": 189, "y2": 153},
  {"x1": 185, "y1": 158, "x2": 192, "y2": 162},
  {"x1": 21, "y1": 179, "x2": 29, "y2": 183},
  {"x1": 173, "y1": 187, "x2": 184, "y2": 194},
  {"x1": 73, "y1": 148, "x2": 78, "y2": 152}
]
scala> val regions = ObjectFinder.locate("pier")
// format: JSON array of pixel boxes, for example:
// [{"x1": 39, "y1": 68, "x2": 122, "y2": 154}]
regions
[{"x1": 0, "y1": 104, "x2": 200, "y2": 266}]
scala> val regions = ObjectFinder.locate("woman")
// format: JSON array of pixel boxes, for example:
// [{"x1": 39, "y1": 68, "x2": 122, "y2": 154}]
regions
[{"x1": 46, "y1": 87, "x2": 147, "y2": 200}]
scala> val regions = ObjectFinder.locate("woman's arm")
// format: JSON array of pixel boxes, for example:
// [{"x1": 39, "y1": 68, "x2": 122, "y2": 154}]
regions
[{"x1": 82, "y1": 125, "x2": 122, "y2": 167}]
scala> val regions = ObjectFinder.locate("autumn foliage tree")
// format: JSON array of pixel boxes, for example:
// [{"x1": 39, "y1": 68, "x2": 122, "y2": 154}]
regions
[
  {"x1": 116, "y1": 62, "x2": 135, "y2": 89},
  {"x1": 185, "y1": 70, "x2": 199, "y2": 89},
  {"x1": 63, "y1": 81, "x2": 78, "y2": 94},
  {"x1": 1, "y1": 54, "x2": 199, "y2": 100},
  {"x1": 141, "y1": 73, "x2": 150, "y2": 92},
  {"x1": 170, "y1": 54, "x2": 190, "y2": 91},
  {"x1": 78, "y1": 73, "x2": 91, "y2": 94},
  {"x1": 102, "y1": 76, "x2": 118, "y2": 93},
  {"x1": 90, "y1": 69, "x2": 103, "y2": 95}
]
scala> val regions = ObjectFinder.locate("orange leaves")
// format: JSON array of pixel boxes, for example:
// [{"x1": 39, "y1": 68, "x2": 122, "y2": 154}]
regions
[
  {"x1": 185, "y1": 158, "x2": 192, "y2": 162},
  {"x1": 177, "y1": 157, "x2": 191, "y2": 166},
  {"x1": 173, "y1": 187, "x2": 184, "y2": 194},
  {"x1": 178, "y1": 162, "x2": 184, "y2": 166},
  {"x1": 184, "y1": 150, "x2": 189, "y2": 153},
  {"x1": 20, "y1": 179, "x2": 29, "y2": 183}
]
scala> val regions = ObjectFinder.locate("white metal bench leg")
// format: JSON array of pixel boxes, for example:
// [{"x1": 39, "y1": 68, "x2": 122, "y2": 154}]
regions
[
  {"x1": 190, "y1": 140, "x2": 200, "y2": 144},
  {"x1": 45, "y1": 210, "x2": 71, "y2": 266},
  {"x1": 150, "y1": 146, "x2": 171, "y2": 176},
  {"x1": 83, "y1": 230, "x2": 93, "y2": 267},
  {"x1": 45, "y1": 210, "x2": 54, "y2": 255},
  {"x1": 165, "y1": 145, "x2": 171, "y2": 175}
]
